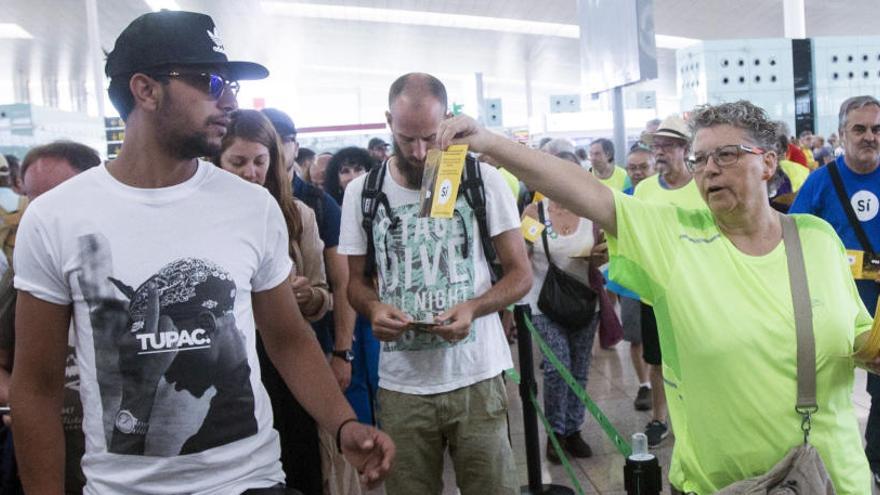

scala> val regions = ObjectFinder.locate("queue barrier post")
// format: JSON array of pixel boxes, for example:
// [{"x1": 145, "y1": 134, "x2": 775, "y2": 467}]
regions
[
  {"x1": 623, "y1": 433, "x2": 662, "y2": 495},
  {"x1": 514, "y1": 304, "x2": 574, "y2": 495}
]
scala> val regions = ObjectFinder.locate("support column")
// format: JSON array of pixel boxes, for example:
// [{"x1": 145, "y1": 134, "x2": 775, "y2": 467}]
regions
[
  {"x1": 611, "y1": 86, "x2": 626, "y2": 165},
  {"x1": 783, "y1": 0, "x2": 806, "y2": 39},
  {"x1": 85, "y1": 0, "x2": 106, "y2": 118},
  {"x1": 475, "y1": 72, "x2": 485, "y2": 126}
]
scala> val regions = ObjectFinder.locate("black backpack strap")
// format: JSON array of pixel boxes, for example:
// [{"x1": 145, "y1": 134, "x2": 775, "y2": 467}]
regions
[
  {"x1": 827, "y1": 161, "x2": 876, "y2": 254},
  {"x1": 461, "y1": 155, "x2": 501, "y2": 281},
  {"x1": 361, "y1": 161, "x2": 388, "y2": 278},
  {"x1": 361, "y1": 160, "x2": 401, "y2": 277}
]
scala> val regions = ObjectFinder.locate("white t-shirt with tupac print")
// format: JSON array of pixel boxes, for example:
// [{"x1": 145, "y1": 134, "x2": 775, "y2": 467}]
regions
[
  {"x1": 339, "y1": 160, "x2": 519, "y2": 395},
  {"x1": 14, "y1": 161, "x2": 291, "y2": 494}
]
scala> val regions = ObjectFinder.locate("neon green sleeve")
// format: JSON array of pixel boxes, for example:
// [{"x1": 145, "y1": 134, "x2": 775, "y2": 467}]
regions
[{"x1": 606, "y1": 190, "x2": 681, "y2": 305}]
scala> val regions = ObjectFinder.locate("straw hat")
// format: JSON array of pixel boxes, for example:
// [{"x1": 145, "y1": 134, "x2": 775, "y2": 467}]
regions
[{"x1": 643, "y1": 115, "x2": 690, "y2": 144}]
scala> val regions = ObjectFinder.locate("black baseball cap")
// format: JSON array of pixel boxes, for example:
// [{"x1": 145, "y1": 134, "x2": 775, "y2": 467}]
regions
[
  {"x1": 368, "y1": 137, "x2": 389, "y2": 150},
  {"x1": 261, "y1": 108, "x2": 297, "y2": 138},
  {"x1": 105, "y1": 10, "x2": 268, "y2": 81}
]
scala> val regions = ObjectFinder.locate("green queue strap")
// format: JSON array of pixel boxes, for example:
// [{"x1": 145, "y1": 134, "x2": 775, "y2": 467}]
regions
[{"x1": 506, "y1": 314, "x2": 633, "y2": 458}]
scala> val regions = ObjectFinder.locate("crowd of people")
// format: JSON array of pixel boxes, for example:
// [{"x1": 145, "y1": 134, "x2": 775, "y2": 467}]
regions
[{"x1": 1, "y1": 8, "x2": 879, "y2": 495}]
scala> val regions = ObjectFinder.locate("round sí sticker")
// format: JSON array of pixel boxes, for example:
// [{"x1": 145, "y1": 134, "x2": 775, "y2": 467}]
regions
[
  {"x1": 851, "y1": 190, "x2": 880, "y2": 222},
  {"x1": 437, "y1": 179, "x2": 453, "y2": 205},
  {"x1": 528, "y1": 225, "x2": 539, "y2": 237}
]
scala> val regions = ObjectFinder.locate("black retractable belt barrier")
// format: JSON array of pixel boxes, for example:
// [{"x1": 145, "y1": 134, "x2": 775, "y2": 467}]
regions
[{"x1": 514, "y1": 305, "x2": 574, "y2": 495}]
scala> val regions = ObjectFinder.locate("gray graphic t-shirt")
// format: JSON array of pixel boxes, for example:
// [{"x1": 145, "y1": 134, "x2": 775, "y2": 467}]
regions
[{"x1": 340, "y1": 161, "x2": 518, "y2": 394}]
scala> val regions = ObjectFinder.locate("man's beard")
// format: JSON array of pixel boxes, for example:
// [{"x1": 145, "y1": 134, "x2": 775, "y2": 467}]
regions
[
  {"x1": 392, "y1": 140, "x2": 425, "y2": 189},
  {"x1": 157, "y1": 99, "x2": 222, "y2": 160},
  {"x1": 170, "y1": 131, "x2": 220, "y2": 160}
]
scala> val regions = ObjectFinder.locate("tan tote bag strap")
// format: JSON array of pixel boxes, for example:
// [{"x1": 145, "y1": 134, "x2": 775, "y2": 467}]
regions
[{"x1": 780, "y1": 214, "x2": 819, "y2": 437}]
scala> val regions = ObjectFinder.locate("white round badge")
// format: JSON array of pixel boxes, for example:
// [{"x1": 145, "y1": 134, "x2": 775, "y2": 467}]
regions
[
  {"x1": 437, "y1": 179, "x2": 453, "y2": 205},
  {"x1": 851, "y1": 190, "x2": 879, "y2": 222}
]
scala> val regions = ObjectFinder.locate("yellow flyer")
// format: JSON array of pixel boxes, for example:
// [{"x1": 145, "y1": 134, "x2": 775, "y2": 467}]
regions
[
  {"x1": 521, "y1": 216, "x2": 545, "y2": 242},
  {"x1": 848, "y1": 250, "x2": 865, "y2": 279},
  {"x1": 846, "y1": 249, "x2": 880, "y2": 280},
  {"x1": 429, "y1": 144, "x2": 468, "y2": 218}
]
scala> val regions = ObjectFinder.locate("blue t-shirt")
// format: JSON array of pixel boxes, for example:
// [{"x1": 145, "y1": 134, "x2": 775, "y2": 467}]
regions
[
  {"x1": 293, "y1": 173, "x2": 342, "y2": 352},
  {"x1": 293, "y1": 173, "x2": 341, "y2": 249},
  {"x1": 790, "y1": 155, "x2": 880, "y2": 314}
]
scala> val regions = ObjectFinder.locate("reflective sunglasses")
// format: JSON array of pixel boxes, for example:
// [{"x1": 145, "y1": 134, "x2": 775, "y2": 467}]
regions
[{"x1": 150, "y1": 71, "x2": 240, "y2": 99}]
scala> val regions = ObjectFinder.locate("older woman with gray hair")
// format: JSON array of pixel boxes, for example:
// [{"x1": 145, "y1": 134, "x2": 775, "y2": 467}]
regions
[{"x1": 437, "y1": 101, "x2": 873, "y2": 493}]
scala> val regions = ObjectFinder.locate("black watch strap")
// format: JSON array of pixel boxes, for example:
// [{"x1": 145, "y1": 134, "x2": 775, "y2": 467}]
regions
[{"x1": 332, "y1": 349, "x2": 354, "y2": 362}]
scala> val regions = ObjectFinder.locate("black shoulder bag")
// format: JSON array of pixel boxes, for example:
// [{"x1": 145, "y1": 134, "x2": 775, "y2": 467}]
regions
[{"x1": 536, "y1": 201, "x2": 597, "y2": 331}]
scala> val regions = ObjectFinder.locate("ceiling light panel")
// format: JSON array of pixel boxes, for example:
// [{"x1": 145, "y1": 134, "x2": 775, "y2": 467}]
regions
[
  {"x1": 261, "y1": 2, "x2": 699, "y2": 49},
  {"x1": 261, "y1": 2, "x2": 579, "y2": 38},
  {"x1": 145, "y1": 0, "x2": 181, "y2": 12},
  {"x1": 0, "y1": 23, "x2": 33, "y2": 39}
]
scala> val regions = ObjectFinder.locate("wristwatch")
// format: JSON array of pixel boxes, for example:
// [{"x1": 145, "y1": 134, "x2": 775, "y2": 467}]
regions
[
  {"x1": 115, "y1": 409, "x2": 149, "y2": 435},
  {"x1": 331, "y1": 349, "x2": 354, "y2": 363}
]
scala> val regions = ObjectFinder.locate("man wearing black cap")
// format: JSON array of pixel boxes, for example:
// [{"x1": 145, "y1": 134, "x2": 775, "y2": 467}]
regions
[
  {"x1": 10, "y1": 10, "x2": 393, "y2": 495},
  {"x1": 262, "y1": 108, "x2": 300, "y2": 176},
  {"x1": 367, "y1": 137, "x2": 389, "y2": 166}
]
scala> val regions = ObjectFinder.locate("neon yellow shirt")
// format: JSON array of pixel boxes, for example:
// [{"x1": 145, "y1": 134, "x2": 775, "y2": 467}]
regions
[
  {"x1": 498, "y1": 167, "x2": 520, "y2": 198},
  {"x1": 779, "y1": 159, "x2": 809, "y2": 192},
  {"x1": 608, "y1": 192, "x2": 871, "y2": 494},
  {"x1": 595, "y1": 165, "x2": 631, "y2": 191},
  {"x1": 632, "y1": 174, "x2": 706, "y2": 211}
]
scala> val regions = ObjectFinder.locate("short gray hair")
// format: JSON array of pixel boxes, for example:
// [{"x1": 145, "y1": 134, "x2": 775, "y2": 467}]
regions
[
  {"x1": 541, "y1": 137, "x2": 575, "y2": 156},
  {"x1": 689, "y1": 101, "x2": 778, "y2": 152},
  {"x1": 838, "y1": 95, "x2": 880, "y2": 133}
]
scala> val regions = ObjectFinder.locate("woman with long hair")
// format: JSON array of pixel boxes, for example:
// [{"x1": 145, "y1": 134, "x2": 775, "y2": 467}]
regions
[{"x1": 213, "y1": 109, "x2": 331, "y2": 493}]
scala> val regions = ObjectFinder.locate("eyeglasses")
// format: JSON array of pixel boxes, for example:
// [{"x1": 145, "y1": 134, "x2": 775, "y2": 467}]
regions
[
  {"x1": 150, "y1": 71, "x2": 240, "y2": 99},
  {"x1": 649, "y1": 141, "x2": 682, "y2": 152},
  {"x1": 686, "y1": 144, "x2": 766, "y2": 173}
]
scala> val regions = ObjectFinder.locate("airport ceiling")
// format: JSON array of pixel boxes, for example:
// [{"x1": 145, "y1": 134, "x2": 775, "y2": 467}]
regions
[{"x1": 0, "y1": 0, "x2": 871, "y2": 102}]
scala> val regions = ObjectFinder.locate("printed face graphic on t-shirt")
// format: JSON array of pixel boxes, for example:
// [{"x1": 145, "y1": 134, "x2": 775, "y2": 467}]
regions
[
  {"x1": 372, "y1": 199, "x2": 477, "y2": 352},
  {"x1": 77, "y1": 234, "x2": 256, "y2": 456}
]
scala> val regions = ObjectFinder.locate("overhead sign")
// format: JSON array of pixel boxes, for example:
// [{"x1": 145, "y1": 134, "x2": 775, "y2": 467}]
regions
[{"x1": 578, "y1": 0, "x2": 658, "y2": 93}]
